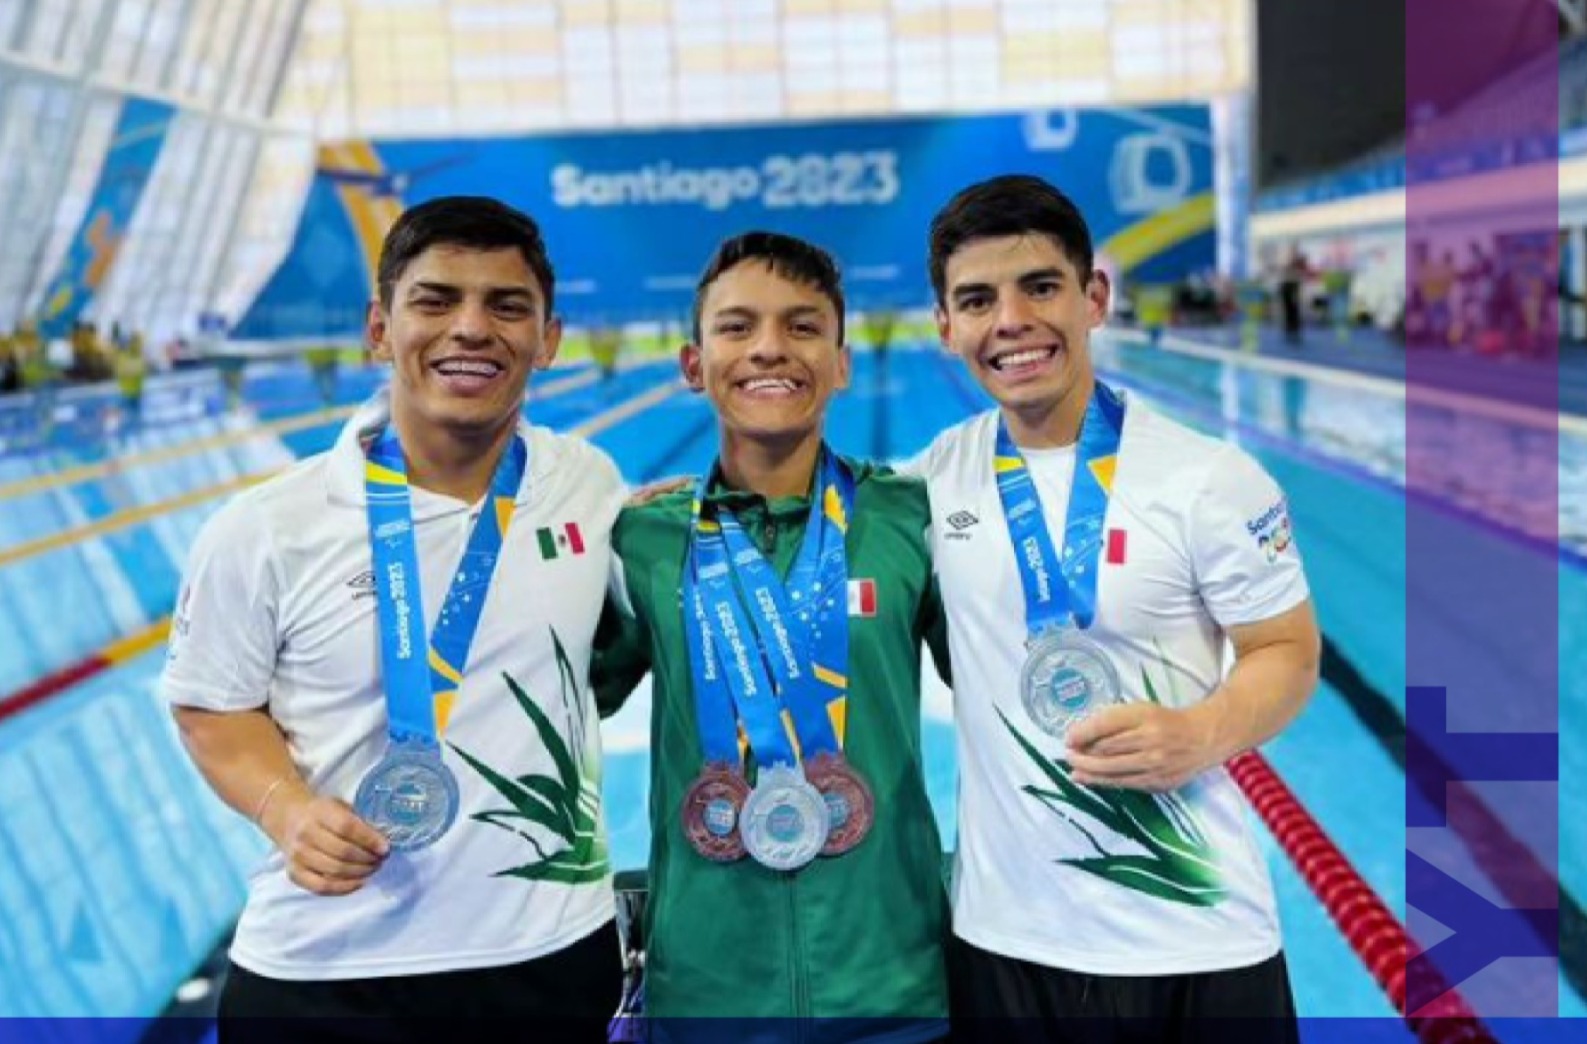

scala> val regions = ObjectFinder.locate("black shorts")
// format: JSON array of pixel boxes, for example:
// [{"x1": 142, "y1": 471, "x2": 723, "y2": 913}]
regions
[
  {"x1": 217, "y1": 919, "x2": 623, "y2": 1044},
  {"x1": 948, "y1": 936, "x2": 1300, "y2": 1044}
]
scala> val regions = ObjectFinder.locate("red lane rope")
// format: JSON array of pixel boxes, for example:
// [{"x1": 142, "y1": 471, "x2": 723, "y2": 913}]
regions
[
  {"x1": 0, "y1": 619, "x2": 170, "y2": 725},
  {"x1": 0, "y1": 655, "x2": 109, "y2": 725},
  {"x1": 1228, "y1": 751, "x2": 1497, "y2": 1043}
]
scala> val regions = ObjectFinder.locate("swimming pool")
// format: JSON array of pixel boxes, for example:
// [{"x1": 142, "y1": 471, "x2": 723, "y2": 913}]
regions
[{"x1": 0, "y1": 336, "x2": 1579, "y2": 1032}]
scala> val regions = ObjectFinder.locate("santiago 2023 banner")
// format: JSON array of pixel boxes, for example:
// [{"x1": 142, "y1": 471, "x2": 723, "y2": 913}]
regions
[{"x1": 238, "y1": 104, "x2": 1215, "y2": 336}]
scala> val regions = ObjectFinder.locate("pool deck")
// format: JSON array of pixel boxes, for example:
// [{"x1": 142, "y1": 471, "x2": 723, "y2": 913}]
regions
[{"x1": 1136, "y1": 322, "x2": 1587, "y2": 418}]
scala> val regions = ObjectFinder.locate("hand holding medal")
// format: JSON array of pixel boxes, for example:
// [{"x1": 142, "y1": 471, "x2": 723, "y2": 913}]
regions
[
  {"x1": 1064, "y1": 699, "x2": 1225, "y2": 794},
  {"x1": 259, "y1": 778, "x2": 391, "y2": 896}
]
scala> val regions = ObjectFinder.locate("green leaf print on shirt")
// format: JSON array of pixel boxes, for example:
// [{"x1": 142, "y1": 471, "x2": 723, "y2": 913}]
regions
[
  {"x1": 449, "y1": 631, "x2": 609, "y2": 885},
  {"x1": 1002, "y1": 646, "x2": 1227, "y2": 907}
]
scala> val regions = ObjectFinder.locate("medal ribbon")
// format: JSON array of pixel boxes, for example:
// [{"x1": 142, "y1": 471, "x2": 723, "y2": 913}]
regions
[
  {"x1": 365, "y1": 426, "x2": 527, "y2": 747},
  {"x1": 683, "y1": 450, "x2": 854, "y2": 770},
  {"x1": 718, "y1": 451, "x2": 852, "y2": 761},
  {"x1": 994, "y1": 380, "x2": 1125, "y2": 636},
  {"x1": 681, "y1": 534, "x2": 748, "y2": 768}
]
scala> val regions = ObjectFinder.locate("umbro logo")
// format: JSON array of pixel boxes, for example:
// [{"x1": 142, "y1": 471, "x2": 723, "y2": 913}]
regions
[
  {"x1": 945, "y1": 510, "x2": 978, "y2": 541},
  {"x1": 347, "y1": 570, "x2": 377, "y2": 601}
]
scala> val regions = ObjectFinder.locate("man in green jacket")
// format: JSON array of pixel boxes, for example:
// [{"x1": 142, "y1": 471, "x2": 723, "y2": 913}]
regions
[{"x1": 594, "y1": 231, "x2": 950, "y2": 1044}]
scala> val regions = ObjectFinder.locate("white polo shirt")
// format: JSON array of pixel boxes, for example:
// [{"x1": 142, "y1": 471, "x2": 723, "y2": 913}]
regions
[
  {"x1": 905, "y1": 400, "x2": 1309, "y2": 977},
  {"x1": 162, "y1": 396, "x2": 624, "y2": 981}
]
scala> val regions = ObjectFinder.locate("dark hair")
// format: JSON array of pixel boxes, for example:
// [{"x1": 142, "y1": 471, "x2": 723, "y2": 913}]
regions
[
  {"x1": 927, "y1": 174, "x2": 1094, "y2": 304},
  {"x1": 691, "y1": 231, "x2": 846, "y2": 343},
  {"x1": 376, "y1": 196, "x2": 555, "y2": 315}
]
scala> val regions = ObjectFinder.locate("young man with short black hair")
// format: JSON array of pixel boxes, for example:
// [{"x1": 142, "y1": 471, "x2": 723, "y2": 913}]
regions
[
  {"x1": 908, "y1": 174, "x2": 1318, "y2": 1042},
  {"x1": 595, "y1": 231, "x2": 952, "y2": 1043},
  {"x1": 165, "y1": 195, "x2": 624, "y2": 1041}
]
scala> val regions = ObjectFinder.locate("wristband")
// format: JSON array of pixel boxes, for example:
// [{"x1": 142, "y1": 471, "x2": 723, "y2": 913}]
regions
[{"x1": 252, "y1": 775, "x2": 294, "y2": 825}]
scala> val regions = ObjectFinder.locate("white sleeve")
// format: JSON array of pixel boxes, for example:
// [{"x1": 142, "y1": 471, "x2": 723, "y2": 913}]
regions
[
  {"x1": 590, "y1": 443, "x2": 630, "y2": 526},
  {"x1": 597, "y1": 443, "x2": 636, "y2": 619},
  {"x1": 608, "y1": 542, "x2": 636, "y2": 617},
  {"x1": 160, "y1": 497, "x2": 281, "y2": 711},
  {"x1": 1188, "y1": 445, "x2": 1310, "y2": 629}
]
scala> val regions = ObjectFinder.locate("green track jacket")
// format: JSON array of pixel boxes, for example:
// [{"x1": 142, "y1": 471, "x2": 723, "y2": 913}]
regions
[{"x1": 595, "y1": 459, "x2": 951, "y2": 1042}]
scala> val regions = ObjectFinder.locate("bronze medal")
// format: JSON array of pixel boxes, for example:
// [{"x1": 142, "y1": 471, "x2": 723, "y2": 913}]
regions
[
  {"x1": 681, "y1": 762, "x2": 751, "y2": 863},
  {"x1": 804, "y1": 753, "x2": 875, "y2": 857}
]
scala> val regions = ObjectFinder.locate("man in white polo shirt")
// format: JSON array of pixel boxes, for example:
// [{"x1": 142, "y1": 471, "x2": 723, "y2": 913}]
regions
[
  {"x1": 906, "y1": 175, "x2": 1320, "y2": 1041},
  {"x1": 162, "y1": 196, "x2": 624, "y2": 1041}
]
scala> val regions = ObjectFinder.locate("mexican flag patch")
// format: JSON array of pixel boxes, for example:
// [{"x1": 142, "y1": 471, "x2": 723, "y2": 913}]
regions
[
  {"x1": 848, "y1": 578, "x2": 877, "y2": 617},
  {"x1": 536, "y1": 522, "x2": 586, "y2": 560}
]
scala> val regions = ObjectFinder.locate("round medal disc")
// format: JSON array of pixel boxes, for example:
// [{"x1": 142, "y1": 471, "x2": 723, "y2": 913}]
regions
[
  {"x1": 1020, "y1": 629, "x2": 1123, "y2": 740},
  {"x1": 681, "y1": 762, "x2": 751, "y2": 863},
  {"x1": 740, "y1": 763, "x2": 830, "y2": 872},
  {"x1": 804, "y1": 753, "x2": 875, "y2": 857},
  {"x1": 354, "y1": 743, "x2": 460, "y2": 852}
]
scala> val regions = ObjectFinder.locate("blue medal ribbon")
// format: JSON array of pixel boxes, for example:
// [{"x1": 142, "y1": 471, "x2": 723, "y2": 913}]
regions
[
  {"x1": 364, "y1": 426, "x2": 527, "y2": 747},
  {"x1": 994, "y1": 381, "x2": 1125, "y2": 636},
  {"x1": 718, "y1": 453, "x2": 853, "y2": 761},
  {"x1": 681, "y1": 543, "x2": 753, "y2": 767},
  {"x1": 682, "y1": 450, "x2": 855, "y2": 770}
]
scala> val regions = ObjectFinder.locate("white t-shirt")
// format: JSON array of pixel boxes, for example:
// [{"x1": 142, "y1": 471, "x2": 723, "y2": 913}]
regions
[
  {"x1": 162, "y1": 397, "x2": 624, "y2": 981},
  {"x1": 905, "y1": 401, "x2": 1309, "y2": 976}
]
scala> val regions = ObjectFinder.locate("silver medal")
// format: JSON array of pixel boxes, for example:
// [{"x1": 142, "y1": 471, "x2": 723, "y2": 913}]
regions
[
  {"x1": 1020, "y1": 628, "x2": 1122, "y2": 739},
  {"x1": 354, "y1": 741, "x2": 460, "y2": 851},
  {"x1": 739, "y1": 763, "x2": 830, "y2": 872}
]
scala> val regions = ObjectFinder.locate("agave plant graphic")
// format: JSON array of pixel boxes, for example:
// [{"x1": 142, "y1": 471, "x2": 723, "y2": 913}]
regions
[
  {"x1": 449, "y1": 632, "x2": 609, "y2": 884},
  {"x1": 1003, "y1": 645, "x2": 1227, "y2": 907}
]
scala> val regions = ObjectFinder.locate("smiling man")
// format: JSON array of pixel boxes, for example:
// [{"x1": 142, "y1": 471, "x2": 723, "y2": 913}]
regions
[
  {"x1": 593, "y1": 232, "x2": 952, "y2": 1043},
  {"x1": 163, "y1": 197, "x2": 624, "y2": 1041},
  {"x1": 903, "y1": 175, "x2": 1320, "y2": 1042}
]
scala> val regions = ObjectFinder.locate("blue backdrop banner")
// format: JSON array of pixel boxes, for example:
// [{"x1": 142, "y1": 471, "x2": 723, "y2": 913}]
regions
[
  {"x1": 237, "y1": 104, "x2": 1215, "y2": 337},
  {"x1": 38, "y1": 97, "x2": 174, "y2": 339}
]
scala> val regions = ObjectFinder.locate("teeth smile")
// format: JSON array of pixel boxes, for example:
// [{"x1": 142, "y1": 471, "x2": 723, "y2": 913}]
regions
[
  {"x1": 740, "y1": 378, "x2": 800, "y2": 392},
  {"x1": 435, "y1": 360, "x2": 503, "y2": 376},
  {"x1": 990, "y1": 347, "x2": 1056, "y2": 371}
]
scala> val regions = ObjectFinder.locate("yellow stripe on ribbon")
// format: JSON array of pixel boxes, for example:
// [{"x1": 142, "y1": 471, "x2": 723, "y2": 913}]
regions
[
  {"x1": 823, "y1": 482, "x2": 849, "y2": 533},
  {"x1": 429, "y1": 650, "x2": 463, "y2": 736},
  {"x1": 495, "y1": 494, "x2": 514, "y2": 537},
  {"x1": 697, "y1": 519, "x2": 721, "y2": 534},
  {"x1": 364, "y1": 461, "x2": 408, "y2": 487},
  {"x1": 994, "y1": 455, "x2": 1026, "y2": 474},
  {"x1": 434, "y1": 690, "x2": 457, "y2": 736},
  {"x1": 1088, "y1": 454, "x2": 1117, "y2": 494},
  {"x1": 780, "y1": 708, "x2": 804, "y2": 761},
  {"x1": 827, "y1": 696, "x2": 848, "y2": 748},
  {"x1": 812, "y1": 664, "x2": 847, "y2": 690},
  {"x1": 428, "y1": 647, "x2": 463, "y2": 686}
]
